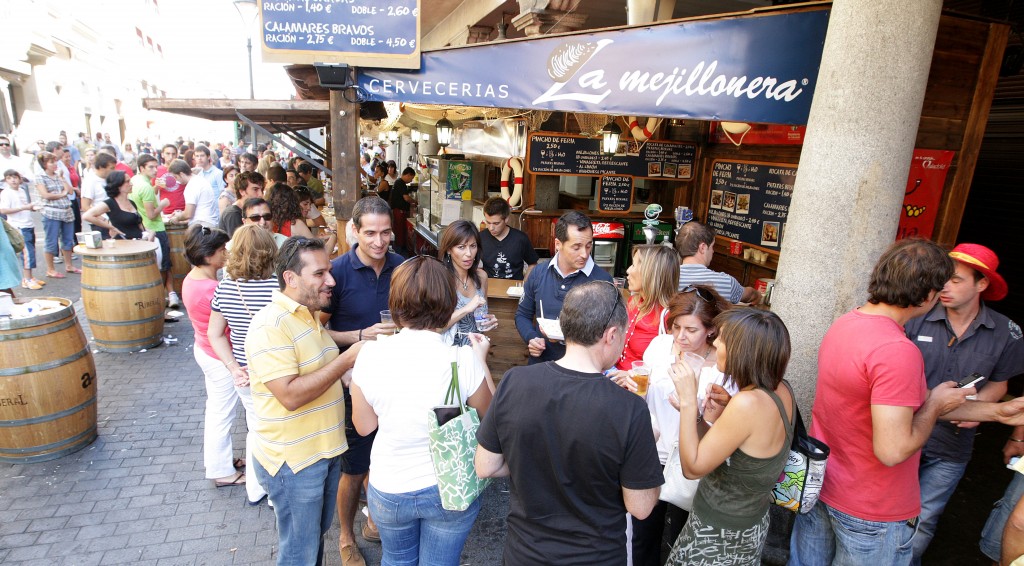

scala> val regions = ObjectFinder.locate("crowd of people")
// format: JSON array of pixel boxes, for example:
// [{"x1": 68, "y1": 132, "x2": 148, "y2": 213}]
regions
[{"x1": 3, "y1": 131, "x2": 1024, "y2": 566}]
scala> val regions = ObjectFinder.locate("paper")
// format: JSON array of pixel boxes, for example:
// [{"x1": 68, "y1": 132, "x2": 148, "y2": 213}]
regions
[{"x1": 441, "y1": 200, "x2": 462, "y2": 225}]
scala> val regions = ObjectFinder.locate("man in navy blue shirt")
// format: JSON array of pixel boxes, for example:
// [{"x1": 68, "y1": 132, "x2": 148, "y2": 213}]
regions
[
  {"x1": 515, "y1": 210, "x2": 613, "y2": 364},
  {"x1": 326, "y1": 196, "x2": 402, "y2": 566}
]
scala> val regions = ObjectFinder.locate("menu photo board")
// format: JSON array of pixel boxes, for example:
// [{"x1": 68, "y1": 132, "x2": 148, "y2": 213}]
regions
[
  {"x1": 528, "y1": 133, "x2": 697, "y2": 181},
  {"x1": 260, "y1": 0, "x2": 421, "y2": 69},
  {"x1": 598, "y1": 175, "x2": 633, "y2": 212},
  {"x1": 706, "y1": 160, "x2": 795, "y2": 250}
]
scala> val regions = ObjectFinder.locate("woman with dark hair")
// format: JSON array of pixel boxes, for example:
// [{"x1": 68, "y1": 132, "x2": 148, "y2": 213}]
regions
[
  {"x1": 350, "y1": 255, "x2": 493, "y2": 565},
  {"x1": 206, "y1": 225, "x2": 279, "y2": 505},
  {"x1": 218, "y1": 165, "x2": 238, "y2": 215},
  {"x1": 626, "y1": 285, "x2": 735, "y2": 564},
  {"x1": 666, "y1": 307, "x2": 795, "y2": 565},
  {"x1": 437, "y1": 219, "x2": 497, "y2": 345},
  {"x1": 373, "y1": 163, "x2": 390, "y2": 202},
  {"x1": 384, "y1": 160, "x2": 398, "y2": 185},
  {"x1": 181, "y1": 224, "x2": 247, "y2": 489},
  {"x1": 34, "y1": 151, "x2": 76, "y2": 278},
  {"x1": 83, "y1": 170, "x2": 146, "y2": 240},
  {"x1": 266, "y1": 183, "x2": 315, "y2": 239}
]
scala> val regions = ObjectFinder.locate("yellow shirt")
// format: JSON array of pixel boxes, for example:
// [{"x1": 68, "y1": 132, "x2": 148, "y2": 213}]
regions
[{"x1": 245, "y1": 290, "x2": 346, "y2": 475}]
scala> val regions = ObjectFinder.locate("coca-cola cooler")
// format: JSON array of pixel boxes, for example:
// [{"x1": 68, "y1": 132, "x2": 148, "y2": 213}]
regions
[{"x1": 549, "y1": 219, "x2": 626, "y2": 276}]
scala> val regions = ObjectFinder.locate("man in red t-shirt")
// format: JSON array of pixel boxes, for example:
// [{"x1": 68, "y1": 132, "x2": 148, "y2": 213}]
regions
[{"x1": 790, "y1": 239, "x2": 1024, "y2": 566}]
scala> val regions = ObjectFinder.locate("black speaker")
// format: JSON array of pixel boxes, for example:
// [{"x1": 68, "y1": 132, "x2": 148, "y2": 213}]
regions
[{"x1": 314, "y1": 63, "x2": 352, "y2": 89}]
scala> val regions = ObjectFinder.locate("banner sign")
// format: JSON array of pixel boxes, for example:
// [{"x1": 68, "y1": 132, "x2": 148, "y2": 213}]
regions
[
  {"x1": 706, "y1": 160, "x2": 795, "y2": 250},
  {"x1": 261, "y1": 0, "x2": 421, "y2": 69},
  {"x1": 358, "y1": 9, "x2": 829, "y2": 124},
  {"x1": 527, "y1": 133, "x2": 696, "y2": 180},
  {"x1": 897, "y1": 149, "x2": 954, "y2": 240}
]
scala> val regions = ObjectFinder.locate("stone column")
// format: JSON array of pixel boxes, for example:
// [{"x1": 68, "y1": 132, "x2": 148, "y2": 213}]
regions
[{"x1": 772, "y1": 0, "x2": 943, "y2": 412}]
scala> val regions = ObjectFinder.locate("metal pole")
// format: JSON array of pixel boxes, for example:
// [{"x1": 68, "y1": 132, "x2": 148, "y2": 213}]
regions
[{"x1": 246, "y1": 36, "x2": 255, "y2": 100}]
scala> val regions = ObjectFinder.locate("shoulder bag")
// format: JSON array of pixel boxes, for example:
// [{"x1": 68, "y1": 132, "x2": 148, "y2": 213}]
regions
[
  {"x1": 2, "y1": 217, "x2": 24, "y2": 253},
  {"x1": 660, "y1": 442, "x2": 700, "y2": 511},
  {"x1": 772, "y1": 404, "x2": 829, "y2": 514},
  {"x1": 426, "y1": 359, "x2": 491, "y2": 511}
]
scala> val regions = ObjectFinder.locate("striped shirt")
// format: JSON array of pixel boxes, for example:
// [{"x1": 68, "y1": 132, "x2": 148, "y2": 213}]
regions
[
  {"x1": 211, "y1": 277, "x2": 280, "y2": 366},
  {"x1": 37, "y1": 174, "x2": 74, "y2": 222},
  {"x1": 245, "y1": 291, "x2": 347, "y2": 475},
  {"x1": 678, "y1": 263, "x2": 744, "y2": 304}
]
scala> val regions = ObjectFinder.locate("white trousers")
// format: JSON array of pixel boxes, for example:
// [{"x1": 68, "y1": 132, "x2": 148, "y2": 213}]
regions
[{"x1": 193, "y1": 346, "x2": 266, "y2": 502}]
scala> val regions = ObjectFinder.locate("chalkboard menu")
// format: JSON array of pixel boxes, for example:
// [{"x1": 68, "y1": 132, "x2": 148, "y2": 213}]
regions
[
  {"x1": 528, "y1": 133, "x2": 696, "y2": 180},
  {"x1": 706, "y1": 160, "x2": 796, "y2": 250},
  {"x1": 260, "y1": 0, "x2": 421, "y2": 68},
  {"x1": 598, "y1": 175, "x2": 633, "y2": 212}
]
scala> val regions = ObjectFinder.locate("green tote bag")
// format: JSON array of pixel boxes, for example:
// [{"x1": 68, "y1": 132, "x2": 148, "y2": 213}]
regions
[{"x1": 426, "y1": 361, "x2": 490, "y2": 511}]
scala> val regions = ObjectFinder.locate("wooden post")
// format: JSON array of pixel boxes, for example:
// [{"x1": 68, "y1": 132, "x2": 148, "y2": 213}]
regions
[{"x1": 330, "y1": 86, "x2": 359, "y2": 255}]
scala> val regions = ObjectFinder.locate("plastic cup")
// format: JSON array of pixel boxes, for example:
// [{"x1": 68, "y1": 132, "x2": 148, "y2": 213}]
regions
[
  {"x1": 102, "y1": 239, "x2": 116, "y2": 249},
  {"x1": 613, "y1": 277, "x2": 626, "y2": 289},
  {"x1": 380, "y1": 309, "x2": 394, "y2": 335},
  {"x1": 631, "y1": 361, "x2": 650, "y2": 397},
  {"x1": 474, "y1": 302, "x2": 490, "y2": 331},
  {"x1": 681, "y1": 352, "x2": 705, "y2": 377}
]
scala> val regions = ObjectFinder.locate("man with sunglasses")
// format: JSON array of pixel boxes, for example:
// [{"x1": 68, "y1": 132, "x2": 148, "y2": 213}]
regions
[
  {"x1": 324, "y1": 196, "x2": 401, "y2": 566},
  {"x1": 0, "y1": 136, "x2": 33, "y2": 184},
  {"x1": 219, "y1": 171, "x2": 265, "y2": 238},
  {"x1": 225, "y1": 198, "x2": 287, "y2": 250},
  {"x1": 478, "y1": 281, "x2": 662, "y2": 565}
]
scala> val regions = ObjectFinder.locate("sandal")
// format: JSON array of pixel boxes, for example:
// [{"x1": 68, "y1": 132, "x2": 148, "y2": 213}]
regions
[
  {"x1": 214, "y1": 471, "x2": 245, "y2": 487},
  {"x1": 46, "y1": 271, "x2": 66, "y2": 279},
  {"x1": 66, "y1": 267, "x2": 82, "y2": 274},
  {"x1": 233, "y1": 458, "x2": 246, "y2": 470}
]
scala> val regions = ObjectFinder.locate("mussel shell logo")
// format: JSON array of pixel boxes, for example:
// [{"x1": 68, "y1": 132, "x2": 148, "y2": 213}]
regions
[{"x1": 546, "y1": 42, "x2": 598, "y2": 83}]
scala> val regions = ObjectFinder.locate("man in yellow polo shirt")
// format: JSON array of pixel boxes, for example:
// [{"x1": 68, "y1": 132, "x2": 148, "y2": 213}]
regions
[{"x1": 246, "y1": 237, "x2": 364, "y2": 566}]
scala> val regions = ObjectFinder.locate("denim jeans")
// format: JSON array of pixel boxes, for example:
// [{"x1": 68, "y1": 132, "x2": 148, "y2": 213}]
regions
[
  {"x1": 981, "y1": 472, "x2": 1024, "y2": 561},
  {"x1": 789, "y1": 501, "x2": 918, "y2": 566},
  {"x1": 911, "y1": 455, "x2": 968, "y2": 564},
  {"x1": 367, "y1": 482, "x2": 481, "y2": 566},
  {"x1": 42, "y1": 217, "x2": 74, "y2": 255},
  {"x1": 252, "y1": 456, "x2": 342, "y2": 566},
  {"x1": 19, "y1": 227, "x2": 36, "y2": 269}
]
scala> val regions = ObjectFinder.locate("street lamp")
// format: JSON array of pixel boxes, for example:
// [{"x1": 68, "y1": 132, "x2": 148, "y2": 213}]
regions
[
  {"x1": 233, "y1": 0, "x2": 259, "y2": 100},
  {"x1": 435, "y1": 117, "x2": 454, "y2": 147}
]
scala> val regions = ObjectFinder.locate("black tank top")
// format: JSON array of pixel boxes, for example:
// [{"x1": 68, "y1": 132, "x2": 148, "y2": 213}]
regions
[{"x1": 106, "y1": 198, "x2": 143, "y2": 240}]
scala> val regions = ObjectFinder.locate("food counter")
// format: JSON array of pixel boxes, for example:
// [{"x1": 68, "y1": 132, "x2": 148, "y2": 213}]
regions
[{"x1": 484, "y1": 278, "x2": 529, "y2": 382}]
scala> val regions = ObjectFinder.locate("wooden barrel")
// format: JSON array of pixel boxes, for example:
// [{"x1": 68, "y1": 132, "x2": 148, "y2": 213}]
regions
[
  {"x1": 77, "y1": 240, "x2": 165, "y2": 352},
  {"x1": 166, "y1": 223, "x2": 190, "y2": 295},
  {"x1": 0, "y1": 297, "x2": 98, "y2": 463}
]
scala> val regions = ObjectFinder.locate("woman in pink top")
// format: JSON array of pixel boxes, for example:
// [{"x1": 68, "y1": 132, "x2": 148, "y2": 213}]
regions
[{"x1": 181, "y1": 225, "x2": 245, "y2": 488}]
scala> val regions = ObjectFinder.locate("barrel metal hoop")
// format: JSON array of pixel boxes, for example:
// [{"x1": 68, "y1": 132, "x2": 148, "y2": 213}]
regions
[
  {"x1": 81, "y1": 259, "x2": 155, "y2": 269},
  {"x1": 0, "y1": 427, "x2": 97, "y2": 459},
  {"x1": 87, "y1": 312, "x2": 165, "y2": 327},
  {"x1": 0, "y1": 317, "x2": 77, "y2": 342},
  {"x1": 81, "y1": 280, "x2": 162, "y2": 292},
  {"x1": 0, "y1": 396, "x2": 96, "y2": 427},
  {"x1": 0, "y1": 347, "x2": 90, "y2": 377}
]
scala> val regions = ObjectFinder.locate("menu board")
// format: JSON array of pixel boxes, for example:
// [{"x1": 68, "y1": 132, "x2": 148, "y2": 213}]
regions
[
  {"x1": 598, "y1": 175, "x2": 633, "y2": 212},
  {"x1": 706, "y1": 160, "x2": 795, "y2": 250},
  {"x1": 260, "y1": 0, "x2": 421, "y2": 68},
  {"x1": 528, "y1": 133, "x2": 696, "y2": 180}
]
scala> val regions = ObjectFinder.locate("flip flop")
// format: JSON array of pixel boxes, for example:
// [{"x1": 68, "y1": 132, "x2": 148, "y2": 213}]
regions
[
  {"x1": 233, "y1": 458, "x2": 246, "y2": 470},
  {"x1": 66, "y1": 267, "x2": 82, "y2": 274},
  {"x1": 214, "y1": 472, "x2": 246, "y2": 487},
  {"x1": 46, "y1": 271, "x2": 66, "y2": 279}
]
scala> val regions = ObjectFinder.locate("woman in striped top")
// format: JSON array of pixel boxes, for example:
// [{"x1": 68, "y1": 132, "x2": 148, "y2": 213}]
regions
[{"x1": 208, "y1": 224, "x2": 280, "y2": 505}]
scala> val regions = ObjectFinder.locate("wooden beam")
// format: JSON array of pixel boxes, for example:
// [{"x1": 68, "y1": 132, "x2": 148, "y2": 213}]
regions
[
  {"x1": 933, "y1": 21, "x2": 1009, "y2": 246},
  {"x1": 330, "y1": 88, "x2": 360, "y2": 255}
]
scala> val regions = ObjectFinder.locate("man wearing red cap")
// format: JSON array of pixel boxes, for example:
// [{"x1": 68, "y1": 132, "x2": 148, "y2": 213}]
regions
[{"x1": 903, "y1": 243, "x2": 1024, "y2": 563}]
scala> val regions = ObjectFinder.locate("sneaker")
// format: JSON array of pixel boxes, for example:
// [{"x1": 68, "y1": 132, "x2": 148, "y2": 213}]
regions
[
  {"x1": 21, "y1": 279, "x2": 42, "y2": 290},
  {"x1": 54, "y1": 256, "x2": 63, "y2": 264},
  {"x1": 167, "y1": 291, "x2": 181, "y2": 309},
  {"x1": 33, "y1": 278, "x2": 46, "y2": 286}
]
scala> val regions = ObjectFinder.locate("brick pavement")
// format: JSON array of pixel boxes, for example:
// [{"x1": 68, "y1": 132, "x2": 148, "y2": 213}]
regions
[{"x1": 1, "y1": 256, "x2": 508, "y2": 565}]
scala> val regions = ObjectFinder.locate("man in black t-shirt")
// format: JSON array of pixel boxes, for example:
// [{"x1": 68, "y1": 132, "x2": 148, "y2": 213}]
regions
[
  {"x1": 387, "y1": 167, "x2": 416, "y2": 213},
  {"x1": 480, "y1": 197, "x2": 538, "y2": 281},
  {"x1": 476, "y1": 281, "x2": 663, "y2": 566}
]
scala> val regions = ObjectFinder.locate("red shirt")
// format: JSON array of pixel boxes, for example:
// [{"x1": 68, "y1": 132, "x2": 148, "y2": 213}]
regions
[
  {"x1": 115, "y1": 162, "x2": 133, "y2": 179},
  {"x1": 811, "y1": 309, "x2": 927, "y2": 522},
  {"x1": 160, "y1": 184, "x2": 186, "y2": 214},
  {"x1": 615, "y1": 301, "x2": 665, "y2": 371}
]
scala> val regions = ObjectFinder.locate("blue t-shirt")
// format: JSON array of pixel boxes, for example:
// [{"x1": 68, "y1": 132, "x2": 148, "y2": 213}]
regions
[{"x1": 328, "y1": 245, "x2": 405, "y2": 347}]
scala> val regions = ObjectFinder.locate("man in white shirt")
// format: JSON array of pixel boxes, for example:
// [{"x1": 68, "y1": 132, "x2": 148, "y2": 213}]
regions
[
  {"x1": 193, "y1": 145, "x2": 226, "y2": 195},
  {"x1": 0, "y1": 136, "x2": 33, "y2": 183},
  {"x1": 0, "y1": 170, "x2": 44, "y2": 288},
  {"x1": 80, "y1": 153, "x2": 118, "y2": 236},
  {"x1": 167, "y1": 159, "x2": 219, "y2": 227}
]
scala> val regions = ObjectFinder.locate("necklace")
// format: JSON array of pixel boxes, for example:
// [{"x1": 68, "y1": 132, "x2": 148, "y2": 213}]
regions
[
  {"x1": 702, "y1": 346, "x2": 712, "y2": 359},
  {"x1": 458, "y1": 274, "x2": 469, "y2": 291}
]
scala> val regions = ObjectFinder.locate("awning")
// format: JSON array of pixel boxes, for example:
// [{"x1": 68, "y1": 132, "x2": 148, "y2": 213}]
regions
[{"x1": 142, "y1": 98, "x2": 328, "y2": 130}]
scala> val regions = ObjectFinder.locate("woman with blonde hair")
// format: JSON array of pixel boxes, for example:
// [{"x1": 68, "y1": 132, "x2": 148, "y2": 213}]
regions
[
  {"x1": 206, "y1": 224, "x2": 279, "y2": 505},
  {"x1": 611, "y1": 244, "x2": 680, "y2": 373}
]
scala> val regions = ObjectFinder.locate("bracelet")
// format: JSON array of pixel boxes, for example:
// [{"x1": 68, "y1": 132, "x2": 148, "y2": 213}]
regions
[
  {"x1": 358, "y1": 328, "x2": 363, "y2": 341},
  {"x1": 1010, "y1": 438, "x2": 1024, "y2": 443}
]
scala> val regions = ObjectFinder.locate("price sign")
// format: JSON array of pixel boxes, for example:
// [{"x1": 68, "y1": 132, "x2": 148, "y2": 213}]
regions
[
  {"x1": 705, "y1": 160, "x2": 795, "y2": 249},
  {"x1": 261, "y1": 0, "x2": 421, "y2": 69},
  {"x1": 598, "y1": 175, "x2": 633, "y2": 212}
]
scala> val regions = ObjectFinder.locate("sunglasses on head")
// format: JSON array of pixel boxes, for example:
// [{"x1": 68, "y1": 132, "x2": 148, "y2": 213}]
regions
[
  {"x1": 681, "y1": 285, "x2": 715, "y2": 303},
  {"x1": 247, "y1": 213, "x2": 273, "y2": 221}
]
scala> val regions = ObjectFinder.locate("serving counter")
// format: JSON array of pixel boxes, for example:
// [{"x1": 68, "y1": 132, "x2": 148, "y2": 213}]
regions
[{"x1": 484, "y1": 278, "x2": 529, "y2": 382}]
